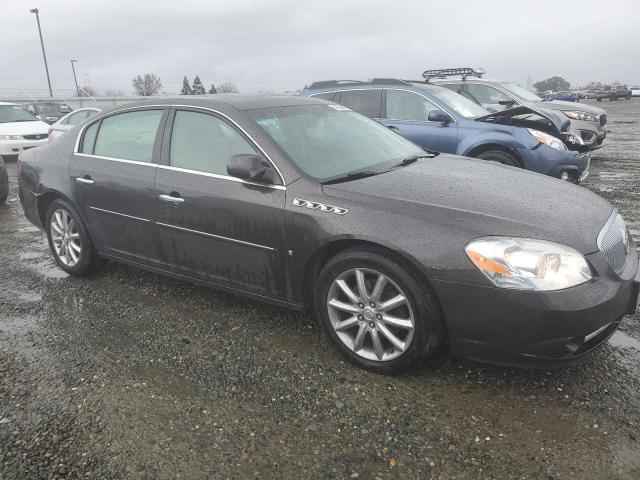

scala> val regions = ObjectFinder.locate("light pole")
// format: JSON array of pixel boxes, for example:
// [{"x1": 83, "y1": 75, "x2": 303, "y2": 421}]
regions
[
  {"x1": 70, "y1": 59, "x2": 79, "y2": 96},
  {"x1": 30, "y1": 8, "x2": 53, "y2": 98}
]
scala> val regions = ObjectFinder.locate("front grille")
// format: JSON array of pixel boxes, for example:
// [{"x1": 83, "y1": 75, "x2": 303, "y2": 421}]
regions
[
  {"x1": 22, "y1": 134, "x2": 48, "y2": 140},
  {"x1": 599, "y1": 114, "x2": 607, "y2": 126},
  {"x1": 597, "y1": 210, "x2": 630, "y2": 274}
]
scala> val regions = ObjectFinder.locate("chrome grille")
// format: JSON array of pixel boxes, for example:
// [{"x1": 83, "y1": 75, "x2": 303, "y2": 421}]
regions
[
  {"x1": 599, "y1": 114, "x2": 607, "y2": 126},
  {"x1": 597, "y1": 210, "x2": 630, "y2": 274}
]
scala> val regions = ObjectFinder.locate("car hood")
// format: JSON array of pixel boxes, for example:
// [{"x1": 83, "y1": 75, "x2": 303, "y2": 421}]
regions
[
  {"x1": 322, "y1": 155, "x2": 612, "y2": 254},
  {"x1": 0, "y1": 120, "x2": 50, "y2": 135},
  {"x1": 476, "y1": 105, "x2": 570, "y2": 133},
  {"x1": 527, "y1": 100, "x2": 606, "y2": 115}
]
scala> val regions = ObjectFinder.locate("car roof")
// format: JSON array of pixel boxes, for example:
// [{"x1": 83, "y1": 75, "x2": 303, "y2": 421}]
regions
[
  {"x1": 0, "y1": 102, "x2": 19, "y2": 106},
  {"x1": 304, "y1": 80, "x2": 448, "y2": 95},
  {"x1": 101, "y1": 95, "x2": 329, "y2": 112}
]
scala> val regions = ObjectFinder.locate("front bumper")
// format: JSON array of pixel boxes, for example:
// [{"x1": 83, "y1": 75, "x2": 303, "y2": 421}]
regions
[
  {"x1": 0, "y1": 138, "x2": 48, "y2": 156},
  {"x1": 567, "y1": 118, "x2": 607, "y2": 150},
  {"x1": 523, "y1": 145, "x2": 590, "y2": 183},
  {"x1": 431, "y1": 253, "x2": 639, "y2": 368}
]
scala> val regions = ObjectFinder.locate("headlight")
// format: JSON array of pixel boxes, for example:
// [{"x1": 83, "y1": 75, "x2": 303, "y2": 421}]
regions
[
  {"x1": 563, "y1": 111, "x2": 598, "y2": 122},
  {"x1": 527, "y1": 129, "x2": 566, "y2": 151},
  {"x1": 465, "y1": 237, "x2": 592, "y2": 291},
  {"x1": 0, "y1": 134, "x2": 23, "y2": 140}
]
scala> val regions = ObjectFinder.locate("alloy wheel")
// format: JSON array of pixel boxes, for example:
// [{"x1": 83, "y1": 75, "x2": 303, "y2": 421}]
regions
[
  {"x1": 327, "y1": 268, "x2": 415, "y2": 361},
  {"x1": 50, "y1": 208, "x2": 81, "y2": 267}
]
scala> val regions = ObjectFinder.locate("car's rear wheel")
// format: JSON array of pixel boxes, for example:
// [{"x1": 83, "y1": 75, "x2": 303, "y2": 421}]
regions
[
  {"x1": 314, "y1": 247, "x2": 444, "y2": 373},
  {"x1": 0, "y1": 157, "x2": 8, "y2": 204},
  {"x1": 46, "y1": 199, "x2": 105, "y2": 276},
  {"x1": 474, "y1": 150, "x2": 520, "y2": 168}
]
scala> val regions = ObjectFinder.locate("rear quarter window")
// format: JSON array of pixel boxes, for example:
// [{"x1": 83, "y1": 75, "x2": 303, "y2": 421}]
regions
[{"x1": 80, "y1": 121, "x2": 100, "y2": 154}]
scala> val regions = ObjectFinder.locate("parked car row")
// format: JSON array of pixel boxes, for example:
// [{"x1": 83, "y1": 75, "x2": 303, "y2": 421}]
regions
[
  {"x1": 14, "y1": 90, "x2": 640, "y2": 372},
  {"x1": 595, "y1": 85, "x2": 633, "y2": 101}
]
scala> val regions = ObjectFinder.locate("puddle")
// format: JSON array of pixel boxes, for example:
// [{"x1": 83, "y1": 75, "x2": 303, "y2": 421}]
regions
[
  {"x1": 31, "y1": 260, "x2": 69, "y2": 279},
  {"x1": 19, "y1": 251, "x2": 42, "y2": 261},
  {"x1": 0, "y1": 288, "x2": 42, "y2": 303},
  {"x1": 0, "y1": 315, "x2": 39, "y2": 334},
  {"x1": 609, "y1": 331, "x2": 640, "y2": 350}
]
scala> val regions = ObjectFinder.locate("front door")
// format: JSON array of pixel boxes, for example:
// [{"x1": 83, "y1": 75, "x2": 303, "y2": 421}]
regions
[
  {"x1": 380, "y1": 89, "x2": 458, "y2": 153},
  {"x1": 70, "y1": 108, "x2": 167, "y2": 264},
  {"x1": 153, "y1": 108, "x2": 287, "y2": 297}
]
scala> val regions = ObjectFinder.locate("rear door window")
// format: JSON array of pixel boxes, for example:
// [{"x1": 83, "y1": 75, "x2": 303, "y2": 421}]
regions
[
  {"x1": 93, "y1": 110, "x2": 163, "y2": 162},
  {"x1": 336, "y1": 90, "x2": 382, "y2": 118}
]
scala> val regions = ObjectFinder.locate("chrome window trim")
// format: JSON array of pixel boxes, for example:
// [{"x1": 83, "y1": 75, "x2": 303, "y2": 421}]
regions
[
  {"x1": 73, "y1": 103, "x2": 287, "y2": 187},
  {"x1": 157, "y1": 165, "x2": 286, "y2": 191},
  {"x1": 75, "y1": 153, "x2": 157, "y2": 167},
  {"x1": 156, "y1": 222, "x2": 277, "y2": 252},
  {"x1": 88, "y1": 206, "x2": 151, "y2": 223}
]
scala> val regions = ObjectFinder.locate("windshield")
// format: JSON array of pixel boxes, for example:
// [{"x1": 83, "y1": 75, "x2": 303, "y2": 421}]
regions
[
  {"x1": 428, "y1": 88, "x2": 489, "y2": 118},
  {"x1": 249, "y1": 104, "x2": 424, "y2": 182},
  {"x1": 500, "y1": 83, "x2": 542, "y2": 102},
  {"x1": 0, "y1": 105, "x2": 38, "y2": 123},
  {"x1": 37, "y1": 103, "x2": 72, "y2": 115}
]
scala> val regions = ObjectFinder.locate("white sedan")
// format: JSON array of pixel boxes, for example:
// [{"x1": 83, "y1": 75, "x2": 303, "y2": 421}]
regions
[
  {"x1": 48, "y1": 107, "x2": 101, "y2": 141},
  {"x1": 0, "y1": 102, "x2": 50, "y2": 159}
]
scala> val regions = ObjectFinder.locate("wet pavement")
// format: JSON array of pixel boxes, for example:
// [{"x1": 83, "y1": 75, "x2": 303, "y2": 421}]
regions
[{"x1": 1, "y1": 99, "x2": 639, "y2": 479}]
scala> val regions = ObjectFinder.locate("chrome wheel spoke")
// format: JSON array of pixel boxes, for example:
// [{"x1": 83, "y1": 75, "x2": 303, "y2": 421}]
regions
[
  {"x1": 370, "y1": 329, "x2": 385, "y2": 360},
  {"x1": 377, "y1": 323, "x2": 405, "y2": 352},
  {"x1": 353, "y1": 323, "x2": 368, "y2": 351},
  {"x1": 50, "y1": 208, "x2": 82, "y2": 268},
  {"x1": 69, "y1": 241, "x2": 81, "y2": 253},
  {"x1": 51, "y1": 222, "x2": 63, "y2": 235},
  {"x1": 378, "y1": 294, "x2": 407, "y2": 312},
  {"x1": 381, "y1": 314, "x2": 413, "y2": 330},
  {"x1": 328, "y1": 298, "x2": 360, "y2": 314},
  {"x1": 334, "y1": 316, "x2": 359, "y2": 332},
  {"x1": 355, "y1": 269, "x2": 368, "y2": 301},
  {"x1": 336, "y1": 279, "x2": 360, "y2": 304},
  {"x1": 370, "y1": 275, "x2": 387, "y2": 303}
]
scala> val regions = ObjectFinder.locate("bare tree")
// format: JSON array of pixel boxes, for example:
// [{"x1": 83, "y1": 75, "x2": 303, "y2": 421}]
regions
[
  {"x1": 78, "y1": 85, "x2": 98, "y2": 97},
  {"x1": 217, "y1": 82, "x2": 239, "y2": 93},
  {"x1": 104, "y1": 89, "x2": 125, "y2": 97},
  {"x1": 132, "y1": 74, "x2": 162, "y2": 96}
]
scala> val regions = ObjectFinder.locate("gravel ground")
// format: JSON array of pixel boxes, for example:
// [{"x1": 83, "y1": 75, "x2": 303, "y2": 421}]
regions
[{"x1": 1, "y1": 99, "x2": 639, "y2": 480}]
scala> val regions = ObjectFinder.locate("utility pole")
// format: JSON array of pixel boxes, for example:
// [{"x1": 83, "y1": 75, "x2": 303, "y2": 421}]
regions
[
  {"x1": 70, "y1": 59, "x2": 79, "y2": 96},
  {"x1": 30, "y1": 8, "x2": 53, "y2": 98}
]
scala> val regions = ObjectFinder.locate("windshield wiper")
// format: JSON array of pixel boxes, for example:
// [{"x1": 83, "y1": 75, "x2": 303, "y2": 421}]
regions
[
  {"x1": 321, "y1": 170, "x2": 383, "y2": 185},
  {"x1": 393, "y1": 153, "x2": 437, "y2": 167}
]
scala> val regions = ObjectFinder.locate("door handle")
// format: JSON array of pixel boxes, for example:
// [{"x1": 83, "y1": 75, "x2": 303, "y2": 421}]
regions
[
  {"x1": 159, "y1": 193, "x2": 185, "y2": 205},
  {"x1": 75, "y1": 176, "x2": 94, "y2": 185},
  {"x1": 387, "y1": 125, "x2": 399, "y2": 131}
]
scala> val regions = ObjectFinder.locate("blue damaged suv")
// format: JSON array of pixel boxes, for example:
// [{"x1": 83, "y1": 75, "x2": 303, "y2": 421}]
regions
[{"x1": 302, "y1": 79, "x2": 590, "y2": 182}]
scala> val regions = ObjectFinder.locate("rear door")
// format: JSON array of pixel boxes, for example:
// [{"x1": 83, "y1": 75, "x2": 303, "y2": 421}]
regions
[
  {"x1": 380, "y1": 89, "x2": 458, "y2": 153},
  {"x1": 70, "y1": 107, "x2": 168, "y2": 264},
  {"x1": 335, "y1": 89, "x2": 382, "y2": 119},
  {"x1": 153, "y1": 107, "x2": 287, "y2": 297}
]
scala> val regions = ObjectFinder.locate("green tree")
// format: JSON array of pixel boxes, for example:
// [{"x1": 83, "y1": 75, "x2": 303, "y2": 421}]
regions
[
  {"x1": 192, "y1": 75, "x2": 206, "y2": 95},
  {"x1": 217, "y1": 82, "x2": 239, "y2": 93},
  {"x1": 533, "y1": 76, "x2": 570, "y2": 92},
  {"x1": 208, "y1": 83, "x2": 217, "y2": 94},
  {"x1": 180, "y1": 76, "x2": 193, "y2": 95}
]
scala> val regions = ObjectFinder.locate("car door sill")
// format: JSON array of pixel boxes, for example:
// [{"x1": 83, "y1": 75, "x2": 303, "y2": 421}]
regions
[{"x1": 99, "y1": 252, "x2": 302, "y2": 311}]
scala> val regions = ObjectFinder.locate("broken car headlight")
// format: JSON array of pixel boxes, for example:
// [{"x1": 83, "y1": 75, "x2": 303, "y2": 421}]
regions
[
  {"x1": 527, "y1": 129, "x2": 566, "y2": 150},
  {"x1": 563, "y1": 111, "x2": 599, "y2": 122},
  {"x1": 465, "y1": 237, "x2": 592, "y2": 291}
]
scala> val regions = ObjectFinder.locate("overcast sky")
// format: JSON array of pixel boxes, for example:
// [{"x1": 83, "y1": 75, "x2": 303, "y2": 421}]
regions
[{"x1": 2, "y1": 0, "x2": 639, "y2": 97}]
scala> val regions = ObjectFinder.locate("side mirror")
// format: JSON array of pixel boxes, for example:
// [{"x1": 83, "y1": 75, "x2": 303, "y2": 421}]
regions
[
  {"x1": 227, "y1": 154, "x2": 276, "y2": 185},
  {"x1": 498, "y1": 99, "x2": 516, "y2": 106},
  {"x1": 427, "y1": 110, "x2": 452, "y2": 123}
]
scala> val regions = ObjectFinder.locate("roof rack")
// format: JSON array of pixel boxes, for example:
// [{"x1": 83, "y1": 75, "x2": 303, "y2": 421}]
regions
[
  {"x1": 370, "y1": 78, "x2": 412, "y2": 86},
  {"x1": 422, "y1": 67, "x2": 486, "y2": 82}
]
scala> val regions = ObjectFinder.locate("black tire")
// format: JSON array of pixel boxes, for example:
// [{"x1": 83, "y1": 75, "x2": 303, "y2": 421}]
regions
[
  {"x1": 625, "y1": 95, "x2": 631, "y2": 100},
  {"x1": 45, "y1": 198, "x2": 106, "y2": 276},
  {"x1": 314, "y1": 247, "x2": 444, "y2": 373},
  {"x1": 474, "y1": 149, "x2": 520, "y2": 167},
  {"x1": 0, "y1": 157, "x2": 8, "y2": 204},
  {"x1": 597, "y1": 98, "x2": 602, "y2": 102}
]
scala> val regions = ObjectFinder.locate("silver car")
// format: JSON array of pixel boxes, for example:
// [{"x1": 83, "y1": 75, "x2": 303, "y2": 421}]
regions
[
  {"x1": 432, "y1": 73, "x2": 607, "y2": 150},
  {"x1": 48, "y1": 107, "x2": 101, "y2": 141}
]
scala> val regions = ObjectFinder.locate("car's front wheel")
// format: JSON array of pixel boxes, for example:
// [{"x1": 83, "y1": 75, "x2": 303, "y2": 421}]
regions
[
  {"x1": 46, "y1": 199, "x2": 105, "y2": 276},
  {"x1": 314, "y1": 247, "x2": 444, "y2": 373},
  {"x1": 474, "y1": 150, "x2": 520, "y2": 168}
]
